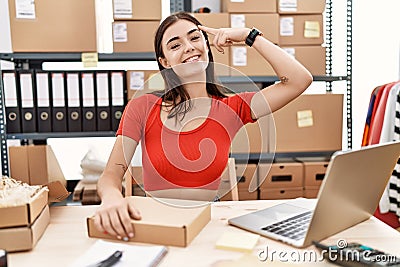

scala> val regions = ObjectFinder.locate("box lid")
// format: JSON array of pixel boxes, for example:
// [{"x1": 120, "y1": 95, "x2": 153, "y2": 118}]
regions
[{"x1": 87, "y1": 196, "x2": 211, "y2": 247}]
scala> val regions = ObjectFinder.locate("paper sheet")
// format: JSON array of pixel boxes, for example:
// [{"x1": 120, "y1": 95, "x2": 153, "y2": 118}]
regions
[{"x1": 69, "y1": 240, "x2": 168, "y2": 267}]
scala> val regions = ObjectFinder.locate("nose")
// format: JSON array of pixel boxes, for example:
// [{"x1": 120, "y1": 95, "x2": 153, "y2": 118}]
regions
[{"x1": 183, "y1": 39, "x2": 195, "y2": 53}]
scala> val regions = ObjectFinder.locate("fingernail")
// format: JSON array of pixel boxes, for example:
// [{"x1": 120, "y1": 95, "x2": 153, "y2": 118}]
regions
[
  {"x1": 103, "y1": 231, "x2": 108, "y2": 234},
  {"x1": 123, "y1": 237, "x2": 129, "y2": 242},
  {"x1": 117, "y1": 235, "x2": 122, "y2": 240},
  {"x1": 129, "y1": 233, "x2": 134, "y2": 238}
]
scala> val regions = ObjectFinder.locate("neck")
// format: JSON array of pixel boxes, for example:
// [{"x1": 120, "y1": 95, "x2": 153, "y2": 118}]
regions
[{"x1": 184, "y1": 82, "x2": 208, "y2": 98}]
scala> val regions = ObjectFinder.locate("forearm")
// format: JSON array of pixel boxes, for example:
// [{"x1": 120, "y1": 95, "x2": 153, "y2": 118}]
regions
[{"x1": 97, "y1": 169, "x2": 125, "y2": 201}]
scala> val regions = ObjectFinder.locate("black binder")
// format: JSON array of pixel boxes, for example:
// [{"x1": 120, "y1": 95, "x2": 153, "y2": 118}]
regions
[
  {"x1": 66, "y1": 72, "x2": 82, "y2": 132},
  {"x1": 81, "y1": 72, "x2": 96, "y2": 132},
  {"x1": 110, "y1": 71, "x2": 126, "y2": 131},
  {"x1": 50, "y1": 72, "x2": 67, "y2": 132},
  {"x1": 95, "y1": 72, "x2": 111, "y2": 131},
  {"x1": 35, "y1": 71, "x2": 52, "y2": 133},
  {"x1": 18, "y1": 70, "x2": 37, "y2": 133},
  {"x1": 2, "y1": 70, "x2": 21, "y2": 133}
]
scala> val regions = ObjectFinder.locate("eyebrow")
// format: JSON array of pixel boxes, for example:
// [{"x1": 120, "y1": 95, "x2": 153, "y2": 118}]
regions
[{"x1": 166, "y1": 28, "x2": 200, "y2": 46}]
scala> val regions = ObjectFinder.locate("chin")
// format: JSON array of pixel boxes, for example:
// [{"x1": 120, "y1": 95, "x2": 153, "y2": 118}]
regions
[{"x1": 172, "y1": 61, "x2": 208, "y2": 82}]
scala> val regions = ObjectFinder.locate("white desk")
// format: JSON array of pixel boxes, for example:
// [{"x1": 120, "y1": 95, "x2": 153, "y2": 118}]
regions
[{"x1": 8, "y1": 200, "x2": 400, "y2": 266}]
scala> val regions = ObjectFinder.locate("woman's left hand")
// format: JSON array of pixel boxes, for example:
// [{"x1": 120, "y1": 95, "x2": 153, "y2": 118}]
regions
[{"x1": 198, "y1": 25, "x2": 251, "y2": 53}]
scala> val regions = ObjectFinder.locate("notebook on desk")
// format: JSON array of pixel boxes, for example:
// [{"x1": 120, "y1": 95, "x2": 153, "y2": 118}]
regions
[{"x1": 228, "y1": 141, "x2": 400, "y2": 248}]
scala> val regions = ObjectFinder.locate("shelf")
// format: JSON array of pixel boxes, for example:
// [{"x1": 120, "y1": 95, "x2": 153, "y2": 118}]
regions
[
  {"x1": 230, "y1": 151, "x2": 335, "y2": 164},
  {"x1": 6, "y1": 131, "x2": 116, "y2": 140},
  {"x1": 219, "y1": 75, "x2": 348, "y2": 84},
  {"x1": 0, "y1": 52, "x2": 156, "y2": 62}
]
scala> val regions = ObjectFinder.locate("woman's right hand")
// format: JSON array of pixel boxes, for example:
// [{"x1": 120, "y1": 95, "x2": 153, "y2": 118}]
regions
[{"x1": 93, "y1": 194, "x2": 142, "y2": 240}]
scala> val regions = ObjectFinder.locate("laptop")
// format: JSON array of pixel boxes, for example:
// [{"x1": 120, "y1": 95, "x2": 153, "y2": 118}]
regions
[{"x1": 228, "y1": 141, "x2": 400, "y2": 248}]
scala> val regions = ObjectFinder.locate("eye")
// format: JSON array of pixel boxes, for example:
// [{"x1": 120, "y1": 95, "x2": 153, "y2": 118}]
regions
[
  {"x1": 191, "y1": 35, "x2": 200, "y2": 41},
  {"x1": 170, "y1": 43, "x2": 180, "y2": 50}
]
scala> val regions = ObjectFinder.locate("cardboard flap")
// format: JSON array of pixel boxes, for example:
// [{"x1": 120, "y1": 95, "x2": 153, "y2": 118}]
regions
[{"x1": 46, "y1": 181, "x2": 70, "y2": 202}]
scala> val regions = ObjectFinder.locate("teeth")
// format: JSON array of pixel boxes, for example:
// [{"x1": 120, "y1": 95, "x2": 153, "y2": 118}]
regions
[{"x1": 184, "y1": 56, "x2": 199, "y2": 63}]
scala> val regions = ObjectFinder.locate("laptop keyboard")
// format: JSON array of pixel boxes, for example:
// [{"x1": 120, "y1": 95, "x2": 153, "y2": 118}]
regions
[{"x1": 261, "y1": 211, "x2": 313, "y2": 240}]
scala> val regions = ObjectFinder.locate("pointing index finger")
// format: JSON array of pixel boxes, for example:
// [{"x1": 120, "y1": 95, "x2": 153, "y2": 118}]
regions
[{"x1": 198, "y1": 25, "x2": 218, "y2": 36}]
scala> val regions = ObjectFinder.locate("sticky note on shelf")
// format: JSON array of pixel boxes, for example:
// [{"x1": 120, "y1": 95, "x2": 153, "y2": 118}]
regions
[{"x1": 215, "y1": 231, "x2": 260, "y2": 252}]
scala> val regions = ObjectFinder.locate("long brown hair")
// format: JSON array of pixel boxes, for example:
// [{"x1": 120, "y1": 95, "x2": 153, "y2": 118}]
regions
[{"x1": 154, "y1": 12, "x2": 227, "y2": 119}]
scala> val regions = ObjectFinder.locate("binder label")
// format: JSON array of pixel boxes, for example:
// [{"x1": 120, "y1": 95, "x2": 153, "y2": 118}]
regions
[
  {"x1": 52, "y1": 73, "x2": 65, "y2": 107},
  {"x1": 20, "y1": 73, "x2": 34, "y2": 108},
  {"x1": 67, "y1": 73, "x2": 80, "y2": 107},
  {"x1": 3, "y1": 73, "x2": 18, "y2": 107},
  {"x1": 111, "y1": 72, "x2": 124, "y2": 106},
  {"x1": 36, "y1": 73, "x2": 50, "y2": 107},
  {"x1": 82, "y1": 73, "x2": 95, "y2": 107},
  {"x1": 97, "y1": 73, "x2": 110, "y2": 107}
]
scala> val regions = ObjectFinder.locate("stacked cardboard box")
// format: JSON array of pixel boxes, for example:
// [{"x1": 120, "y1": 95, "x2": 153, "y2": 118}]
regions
[
  {"x1": 8, "y1": 0, "x2": 97, "y2": 52},
  {"x1": 303, "y1": 161, "x2": 329, "y2": 198},
  {"x1": 278, "y1": 0, "x2": 326, "y2": 75},
  {"x1": 0, "y1": 187, "x2": 50, "y2": 252},
  {"x1": 112, "y1": 0, "x2": 161, "y2": 53}
]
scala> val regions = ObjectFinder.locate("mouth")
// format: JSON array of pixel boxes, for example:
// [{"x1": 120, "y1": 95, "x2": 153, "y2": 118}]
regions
[{"x1": 182, "y1": 55, "x2": 201, "y2": 63}]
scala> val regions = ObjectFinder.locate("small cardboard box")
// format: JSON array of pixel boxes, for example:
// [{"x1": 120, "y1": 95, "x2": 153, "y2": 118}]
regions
[
  {"x1": 304, "y1": 161, "x2": 329, "y2": 187},
  {"x1": 282, "y1": 46, "x2": 326, "y2": 75},
  {"x1": 8, "y1": 0, "x2": 97, "y2": 52},
  {"x1": 0, "y1": 205, "x2": 50, "y2": 252},
  {"x1": 304, "y1": 186, "x2": 320, "y2": 198},
  {"x1": 230, "y1": 45, "x2": 275, "y2": 76},
  {"x1": 0, "y1": 187, "x2": 48, "y2": 229},
  {"x1": 222, "y1": 0, "x2": 277, "y2": 13},
  {"x1": 8, "y1": 146, "x2": 30, "y2": 184},
  {"x1": 259, "y1": 163, "x2": 304, "y2": 189},
  {"x1": 229, "y1": 13, "x2": 279, "y2": 45},
  {"x1": 87, "y1": 196, "x2": 211, "y2": 247},
  {"x1": 260, "y1": 187, "x2": 303, "y2": 200},
  {"x1": 279, "y1": 14, "x2": 323, "y2": 46},
  {"x1": 269, "y1": 94, "x2": 343, "y2": 153},
  {"x1": 113, "y1": 0, "x2": 161, "y2": 21},
  {"x1": 113, "y1": 21, "x2": 160, "y2": 53},
  {"x1": 277, "y1": 0, "x2": 326, "y2": 14},
  {"x1": 193, "y1": 13, "x2": 229, "y2": 31}
]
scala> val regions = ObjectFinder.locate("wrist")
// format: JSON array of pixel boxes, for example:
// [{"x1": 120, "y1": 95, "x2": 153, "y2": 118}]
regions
[{"x1": 245, "y1": 27, "x2": 263, "y2": 47}]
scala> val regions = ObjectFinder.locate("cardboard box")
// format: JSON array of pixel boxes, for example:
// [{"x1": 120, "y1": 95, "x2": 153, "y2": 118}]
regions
[
  {"x1": 8, "y1": 0, "x2": 97, "y2": 52},
  {"x1": 127, "y1": 70, "x2": 163, "y2": 100},
  {"x1": 259, "y1": 162, "x2": 303, "y2": 189},
  {"x1": 230, "y1": 45, "x2": 275, "y2": 76},
  {"x1": 9, "y1": 146, "x2": 30, "y2": 184},
  {"x1": 231, "y1": 116, "x2": 270, "y2": 153},
  {"x1": 222, "y1": 0, "x2": 277, "y2": 13},
  {"x1": 279, "y1": 15, "x2": 323, "y2": 45},
  {"x1": 0, "y1": 205, "x2": 50, "y2": 252},
  {"x1": 260, "y1": 187, "x2": 303, "y2": 200},
  {"x1": 27, "y1": 145, "x2": 66, "y2": 187},
  {"x1": 113, "y1": 21, "x2": 160, "y2": 53},
  {"x1": 113, "y1": 0, "x2": 161, "y2": 20},
  {"x1": 277, "y1": 0, "x2": 326, "y2": 14},
  {"x1": 304, "y1": 185, "x2": 320, "y2": 198},
  {"x1": 282, "y1": 46, "x2": 326, "y2": 75},
  {"x1": 303, "y1": 161, "x2": 329, "y2": 186},
  {"x1": 211, "y1": 46, "x2": 230, "y2": 76},
  {"x1": 229, "y1": 14, "x2": 279, "y2": 45},
  {"x1": 0, "y1": 187, "x2": 48, "y2": 228},
  {"x1": 193, "y1": 13, "x2": 229, "y2": 31},
  {"x1": 87, "y1": 196, "x2": 211, "y2": 247},
  {"x1": 236, "y1": 164, "x2": 259, "y2": 200},
  {"x1": 269, "y1": 94, "x2": 343, "y2": 152}
]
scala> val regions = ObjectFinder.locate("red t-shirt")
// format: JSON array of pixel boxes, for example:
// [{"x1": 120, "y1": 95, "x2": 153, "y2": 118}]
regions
[{"x1": 117, "y1": 92, "x2": 257, "y2": 190}]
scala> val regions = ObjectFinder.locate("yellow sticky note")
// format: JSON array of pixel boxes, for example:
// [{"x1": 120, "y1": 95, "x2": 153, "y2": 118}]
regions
[
  {"x1": 304, "y1": 21, "x2": 320, "y2": 38},
  {"x1": 215, "y1": 231, "x2": 260, "y2": 252},
  {"x1": 82, "y1": 52, "x2": 98, "y2": 68},
  {"x1": 297, "y1": 110, "x2": 313, "y2": 128}
]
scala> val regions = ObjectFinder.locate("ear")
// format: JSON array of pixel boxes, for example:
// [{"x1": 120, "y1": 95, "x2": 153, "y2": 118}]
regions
[{"x1": 158, "y1": 57, "x2": 170, "y2": 69}]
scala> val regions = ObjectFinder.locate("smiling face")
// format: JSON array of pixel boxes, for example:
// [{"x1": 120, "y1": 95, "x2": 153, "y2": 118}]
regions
[{"x1": 158, "y1": 19, "x2": 209, "y2": 79}]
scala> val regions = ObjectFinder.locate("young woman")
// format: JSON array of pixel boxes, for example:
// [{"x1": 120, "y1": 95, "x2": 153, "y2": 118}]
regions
[{"x1": 94, "y1": 12, "x2": 312, "y2": 240}]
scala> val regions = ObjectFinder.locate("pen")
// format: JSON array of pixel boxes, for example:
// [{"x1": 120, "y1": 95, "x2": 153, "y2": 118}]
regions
[{"x1": 94, "y1": 250, "x2": 123, "y2": 267}]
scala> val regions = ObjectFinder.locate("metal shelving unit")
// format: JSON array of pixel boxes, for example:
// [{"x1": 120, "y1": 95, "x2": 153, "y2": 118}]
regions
[{"x1": 0, "y1": 0, "x2": 352, "y2": 176}]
